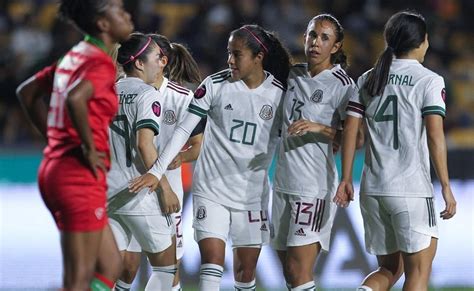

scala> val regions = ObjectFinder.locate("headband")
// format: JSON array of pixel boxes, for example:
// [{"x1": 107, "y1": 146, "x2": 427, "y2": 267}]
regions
[
  {"x1": 122, "y1": 37, "x2": 152, "y2": 65},
  {"x1": 242, "y1": 26, "x2": 268, "y2": 53}
]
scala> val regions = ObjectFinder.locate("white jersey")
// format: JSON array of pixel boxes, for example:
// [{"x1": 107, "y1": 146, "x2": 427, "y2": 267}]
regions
[
  {"x1": 346, "y1": 58, "x2": 446, "y2": 197},
  {"x1": 156, "y1": 77, "x2": 194, "y2": 205},
  {"x1": 274, "y1": 64, "x2": 356, "y2": 198},
  {"x1": 107, "y1": 77, "x2": 163, "y2": 214},
  {"x1": 190, "y1": 70, "x2": 285, "y2": 210}
]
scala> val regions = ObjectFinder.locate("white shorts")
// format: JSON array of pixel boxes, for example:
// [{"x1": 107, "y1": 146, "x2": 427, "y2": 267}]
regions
[
  {"x1": 192, "y1": 195, "x2": 270, "y2": 247},
  {"x1": 271, "y1": 191, "x2": 337, "y2": 252},
  {"x1": 360, "y1": 195, "x2": 439, "y2": 255},
  {"x1": 109, "y1": 213, "x2": 174, "y2": 253},
  {"x1": 122, "y1": 212, "x2": 184, "y2": 260}
]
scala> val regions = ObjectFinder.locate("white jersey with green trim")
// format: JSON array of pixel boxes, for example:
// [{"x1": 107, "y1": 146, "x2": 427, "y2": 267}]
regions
[
  {"x1": 274, "y1": 64, "x2": 356, "y2": 198},
  {"x1": 189, "y1": 69, "x2": 285, "y2": 210},
  {"x1": 346, "y1": 58, "x2": 446, "y2": 197},
  {"x1": 156, "y1": 77, "x2": 194, "y2": 205},
  {"x1": 107, "y1": 77, "x2": 163, "y2": 215}
]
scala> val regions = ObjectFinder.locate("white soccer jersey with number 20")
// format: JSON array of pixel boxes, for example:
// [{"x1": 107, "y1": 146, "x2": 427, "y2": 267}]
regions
[{"x1": 346, "y1": 59, "x2": 446, "y2": 197}]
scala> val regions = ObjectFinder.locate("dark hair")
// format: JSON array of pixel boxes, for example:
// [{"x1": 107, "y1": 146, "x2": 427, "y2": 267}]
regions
[
  {"x1": 230, "y1": 24, "x2": 291, "y2": 87},
  {"x1": 58, "y1": 0, "x2": 110, "y2": 35},
  {"x1": 117, "y1": 32, "x2": 157, "y2": 74},
  {"x1": 147, "y1": 34, "x2": 201, "y2": 85},
  {"x1": 364, "y1": 11, "x2": 427, "y2": 97},
  {"x1": 307, "y1": 14, "x2": 347, "y2": 69}
]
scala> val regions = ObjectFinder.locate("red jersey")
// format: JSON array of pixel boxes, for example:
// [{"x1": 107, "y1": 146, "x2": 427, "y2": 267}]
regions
[{"x1": 35, "y1": 40, "x2": 118, "y2": 164}]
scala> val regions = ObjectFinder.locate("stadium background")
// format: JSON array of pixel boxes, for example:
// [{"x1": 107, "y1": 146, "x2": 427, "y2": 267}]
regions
[{"x1": 0, "y1": 0, "x2": 473, "y2": 290}]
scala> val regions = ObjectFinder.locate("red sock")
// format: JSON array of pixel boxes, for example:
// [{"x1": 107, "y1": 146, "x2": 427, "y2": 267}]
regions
[{"x1": 93, "y1": 272, "x2": 114, "y2": 288}]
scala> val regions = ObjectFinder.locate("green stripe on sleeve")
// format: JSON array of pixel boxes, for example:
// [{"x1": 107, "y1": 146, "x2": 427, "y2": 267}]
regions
[
  {"x1": 422, "y1": 106, "x2": 446, "y2": 118},
  {"x1": 136, "y1": 119, "x2": 160, "y2": 135},
  {"x1": 188, "y1": 104, "x2": 207, "y2": 117}
]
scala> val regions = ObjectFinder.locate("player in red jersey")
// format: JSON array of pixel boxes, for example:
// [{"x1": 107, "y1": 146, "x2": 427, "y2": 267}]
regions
[{"x1": 16, "y1": 0, "x2": 133, "y2": 290}]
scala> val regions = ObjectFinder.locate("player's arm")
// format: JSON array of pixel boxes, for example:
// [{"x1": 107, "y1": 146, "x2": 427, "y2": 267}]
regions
[
  {"x1": 16, "y1": 77, "x2": 50, "y2": 138},
  {"x1": 334, "y1": 115, "x2": 360, "y2": 207},
  {"x1": 167, "y1": 118, "x2": 205, "y2": 170},
  {"x1": 129, "y1": 112, "x2": 202, "y2": 193},
  {"x1": 287, "y1": 120, "x2": 336, "y2": 139},
  {"x1": 136, "y1": 128, "x2": 180, "y2": 214},
  {"x1": 425, "y1": 115, "x2": 456, "y2": 219},
  {"x1": 66, "y1": 80, "x2": 106, "y2": 179}
]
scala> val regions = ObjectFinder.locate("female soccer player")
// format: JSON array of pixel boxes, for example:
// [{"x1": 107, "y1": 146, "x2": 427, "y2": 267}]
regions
[
  {"x1": 107, "y1": 32, "x2": 181, "y2": 291},
  {"x1": 271, "y1": 14, "x2": 361, "y2": 291},
  {"x1": 15, "y1": 0, "x2": 133, "y2": 290},
  {"x1": 335, "y1": 11, "x2": 457, "y2": 291},
  {"x1": 130, "y1": 24, "x2": 291, "y2": 291},
  {"x1": 113, "y1": 33, "x2": 204, "y2": 291}
]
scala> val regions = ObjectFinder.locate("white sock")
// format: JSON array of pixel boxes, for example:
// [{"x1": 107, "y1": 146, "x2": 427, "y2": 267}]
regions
[
  {"x1": 114, "y1": 279, "x2": 132, "y2": 291},
  {"x1": 199, "y1": 263, "x2": 224, "y2": 291},
  {"x1": 357, "y1": 286, "x2": 373, "y2": 291},
  {"x1": 172, "y1": 281, "x2": 182, "y2": 291},
  {"x1": 286, "y1": 281, "x2": 291, "y2": 291},
  {"x1": 144, "y1": 265, "x2": 177, "y2": 291},
  {"x1": 291, "y1": 281, "x2": 316, "y2": 290},
  {"x1": 234, "y1": 279, "x2": 256, "y2": 290}
]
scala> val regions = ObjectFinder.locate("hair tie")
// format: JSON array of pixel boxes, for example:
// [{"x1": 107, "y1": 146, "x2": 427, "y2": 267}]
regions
[
  {"x1": 122, "y1": 37, "x2": 152, "y2": 65},
  {"x1": 242, "y1": 26, "x2": 269, "y2": 53}
]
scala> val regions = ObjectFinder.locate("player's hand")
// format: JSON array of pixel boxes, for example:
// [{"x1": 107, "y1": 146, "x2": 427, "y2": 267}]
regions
[
  {"x1": 333, "y1": 180, "x2": 354, "y2": 208},
  {"x1": 82, "y1": 146, "x2": 107, "y2": 180},
  {"x1": 129, "y1": 173, "x2": 160, "y2": 194},
  {"x1": 158, "y1": 188, "x2": 181, "y2": 214},
  {"x1": 288, "y1": 119, "x2": 320, "y2": 136},
  {"x1": 167, "y1": 154, "x2": 183, "y2": 170},
  {"x1": 332, "y1": 139, "x2": 340, "y2": 154},
  {"x1": 440, "y1": 186, "x2": 456, "y2": 220}
]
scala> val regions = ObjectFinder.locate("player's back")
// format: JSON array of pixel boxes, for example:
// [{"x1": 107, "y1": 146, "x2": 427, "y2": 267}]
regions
[{"x1": 358, "y1": 59, "x2": 445, "y2": 197}]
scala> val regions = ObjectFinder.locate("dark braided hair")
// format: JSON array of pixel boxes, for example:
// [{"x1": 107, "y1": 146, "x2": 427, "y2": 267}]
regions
[{"x1": 58, "y1": 0, "x2": 110, "y2": 35}]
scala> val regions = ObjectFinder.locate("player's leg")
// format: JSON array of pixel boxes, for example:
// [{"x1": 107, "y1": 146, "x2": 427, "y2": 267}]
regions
[
  {"x1": 93, "y1": 224, "x2": 123, "y2": 290},
  {"x1": 359, "y1": 252, "x2": 403, "y2": 291},
  {"x1": 271, "y1": 191, "x2": 291, "y2": 288},
  {"x1": 285, "y1": 194, "x2": 336, "y2": 290},
  {"x1": 231, "y1": 207, "x2": 271, "y2": 290},
  {"x1": 193, "y1": 196, "x2": 229, "y2": 291},
  {"x1": 124, "y1": 214, "x2": 177, "y2": 291},
  {"x1": 117, "y1": 236, "x2": 142, "y2": 290},
  {"x1": 402, "y1": 238, "x2": 437, "y2": 291}
]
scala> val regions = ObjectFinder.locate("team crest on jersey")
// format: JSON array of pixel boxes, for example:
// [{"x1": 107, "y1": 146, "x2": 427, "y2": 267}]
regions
[
  {"x1": 259, "y1": 105, "x2": 273, "y2": 120},
  {"x1": 196, "y1": 206, "x2": 207, "y2": 220},
  {"x1": 152, "y1": 101, "x2": 161, "y2": 117},
  {"x1": 441, "y1": 88, "x2": 446, "y2": 102},
  {"x1": 310, "y1": 89, "x2": 323, "y2": 103},
  {"x1": 194, "y1": 85, "x2": 206, "y2": 99},
  {"x1": 163, "y1": 110, "x2": 177, "y2": 125}
]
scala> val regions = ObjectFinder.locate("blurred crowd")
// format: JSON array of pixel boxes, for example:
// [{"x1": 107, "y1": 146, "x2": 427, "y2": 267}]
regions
[{"x1": 0, "y1": 0, "x2": 472, "y2": 148}]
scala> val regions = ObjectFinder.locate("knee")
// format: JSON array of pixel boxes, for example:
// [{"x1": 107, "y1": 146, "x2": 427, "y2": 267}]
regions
[
  {"x1": 234, "y1": 260, "x2": 257, "y2": 282},
  {"x1": 66, "y1": 265, "x2": 95, "y2": 289},
  {"x1": 121, "y1": 259, "x2": 139, "y2": 283}
]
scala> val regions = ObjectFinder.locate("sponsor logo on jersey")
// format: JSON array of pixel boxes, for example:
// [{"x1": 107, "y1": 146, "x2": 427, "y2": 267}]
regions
[
  {"x1": 441, "y1": 88, "x2": 446, "y2": 102},
  {"x1": 260, "y1": 223, "x2": 268, "y2": 231},
  {"x1": 259, "y1": 105, "x2": 273, "y2": 120},
  {"x1": 194, "y1": 85, "x2": 206, "y2": 99},
  {"x1": 163, "y1": 110, "x2": 177, "y2": 125},
  {"x1": 310, "y1": 89, "x2": 323, "y2": 103},
  {"x1": 94, "y1": 207, "x2": 105, "y2": 220},
  {"x1": 196, "y1": 206, "x2": 207, "y2": 220},
  {"x1": 152, "y1": 101, "x2": 161, "y2": 117},
  {"x1": 294, "y1": 228, "x2": 306, "y2": 236},
  {"x1": 224, "y1": 104, "x2": 233, "y2": 110},
  {"x1": 177, "y1": 240, "x2": 183, "y2": 248}
]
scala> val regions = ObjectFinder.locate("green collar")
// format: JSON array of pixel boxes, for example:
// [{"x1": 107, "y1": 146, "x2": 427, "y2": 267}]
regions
[{"x1": 84, "y1": 35, "x2": 107, "y2": 53}]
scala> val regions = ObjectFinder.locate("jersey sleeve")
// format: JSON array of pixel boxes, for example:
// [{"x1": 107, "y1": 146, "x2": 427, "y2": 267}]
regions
[
  {"x1": 346, "y1": 75, "x2": 366, "y2": 119},
  {"x1": 187, "y1": 77, "x2": 214, "y2": 118},
  {"x1": 421, "y1": 75, "x2": 446, "y2": 118},
  {"x1": 135, "y1": 88, "x2": 162, "y2": 136},
  {"x1": 148, "y1": 112, "x2": 202, "y2": 180},
  {"x1": 34, "y1": 63, "x2": 57, "y2": 93},
  {"x1": 338, "y1": 83, "x2": 357, "y2": 121}
]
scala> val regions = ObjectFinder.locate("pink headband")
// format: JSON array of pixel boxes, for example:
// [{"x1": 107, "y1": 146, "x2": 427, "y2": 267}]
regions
[
  {"x1": 242, "y1": 26, "x2": 268, "y2": 53},
  {"x1": 122, "y1": 37, "x2": 152, "y2": 65}
]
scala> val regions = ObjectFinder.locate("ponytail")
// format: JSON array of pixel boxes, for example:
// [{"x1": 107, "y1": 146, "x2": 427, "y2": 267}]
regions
[
  {"x1": 147, "y1": 33, "x2": 201, "y2": 85},
  {"x1": 364, "y1": 47, "x2": 394, "y2": 97}
]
